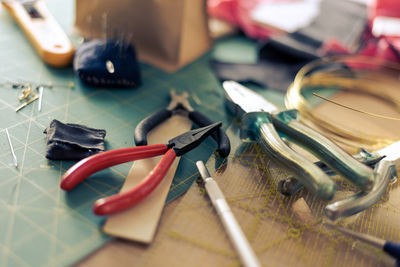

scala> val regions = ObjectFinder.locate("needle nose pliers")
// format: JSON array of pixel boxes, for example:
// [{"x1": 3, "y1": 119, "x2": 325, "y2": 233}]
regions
[
  {"x1": 134, "y1": 90, "x2": 231, "y2": 157},
  {"x1": 60, "y1": 122, "x2": 223, "y2": 215}
]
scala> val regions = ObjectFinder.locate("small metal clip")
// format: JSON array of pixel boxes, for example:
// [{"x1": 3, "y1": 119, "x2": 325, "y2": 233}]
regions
[
  {"x1": 15, "y1": 83, "x2": 40, "y2": 112},
  {"x1": 18, "y1": 84, "x2": 35, "y2": 101}
]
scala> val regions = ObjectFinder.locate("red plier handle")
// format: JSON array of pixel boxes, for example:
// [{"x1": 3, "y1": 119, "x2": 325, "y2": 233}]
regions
[
  {"x1": 60, "y1": 121, "x2": 224, "y2": 216},
  {"x1": 60, "y1": 144, "x2": 176, "y2": 215}
]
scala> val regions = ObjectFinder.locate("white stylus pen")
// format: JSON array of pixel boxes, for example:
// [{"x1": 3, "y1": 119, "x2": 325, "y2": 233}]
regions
[{"x1": 196, "y1": 161, "x2": 261, "y2": 267}]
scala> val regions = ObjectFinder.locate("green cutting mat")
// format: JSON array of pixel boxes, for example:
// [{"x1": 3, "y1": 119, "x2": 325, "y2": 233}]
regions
[{"x1": 0, "y1": 1, "x2": 274, "y2": 266}]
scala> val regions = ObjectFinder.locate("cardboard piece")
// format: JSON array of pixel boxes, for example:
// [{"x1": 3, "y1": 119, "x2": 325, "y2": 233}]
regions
[
  {"x1": 74, "y1": 0, "x2": 212, "y2": 72},
  {"x1": 103, "y1": 115, "x2": 192, "y2": 243}
]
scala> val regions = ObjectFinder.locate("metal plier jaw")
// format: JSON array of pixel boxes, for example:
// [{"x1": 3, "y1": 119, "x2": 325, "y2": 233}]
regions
[
  {"x1": 134, "y1": 90, "x2": 230, "y2": 157},
  {"x1": 168, "y1": 122, "x2": 222, "y2": 156},
  {"x1": 166, "y1": 90, "x2": 194, "y2": 114}
]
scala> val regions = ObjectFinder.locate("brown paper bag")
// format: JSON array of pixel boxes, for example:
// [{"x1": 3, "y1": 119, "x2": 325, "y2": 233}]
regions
[{"x1": 74, "y1": 0, "x2": 212, "y2": 72}]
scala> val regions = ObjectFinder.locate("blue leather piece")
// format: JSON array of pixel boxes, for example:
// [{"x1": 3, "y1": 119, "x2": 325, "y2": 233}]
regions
[{"x1": 73, "y1": 39, "x2": 141, "y2": 88}]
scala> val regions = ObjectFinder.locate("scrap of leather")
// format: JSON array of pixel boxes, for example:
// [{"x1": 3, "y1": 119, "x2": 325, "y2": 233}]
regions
[{"x1": 44, "y1": 119, "x2": 106, "y2": 160}]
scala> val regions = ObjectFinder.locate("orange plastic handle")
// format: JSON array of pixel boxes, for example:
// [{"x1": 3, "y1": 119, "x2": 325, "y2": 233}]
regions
[{"x1": 2, "y1": 0, "x2": 74, "y2": 67}]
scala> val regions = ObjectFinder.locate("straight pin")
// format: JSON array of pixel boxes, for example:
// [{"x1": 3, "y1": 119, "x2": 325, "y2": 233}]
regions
[
  {"x1": 113, "y1": 28, "x2": 118, "y2": 44},
  {"x1": 124, "y1": 32, "x2": 133, "y2": 57},
  {"x1": 8, "y1": 80, "x2": 73, "y2": 90},
  {"x1": 5, "y1": 129, "x2": 18, "y2": 167},
  {"x1": 43, "y1": 81, "x2": 74, "y2": 89},
  {"x1": 37, "y1": 85, "x2": 43, "y2": 111},
  {"x1": 119, "y1": 31, "x2": 125, "y2": 58},
  {"x1": 15, "y1": 94, "x2": 39, "y2": 112},
  {"x1": 324, "y1": 222, "x2": 400, "y2": 262},
  {"x1": 101, "y1": 13, "x2": 108, "y2": 50},
  {"x1": 86, "y1": 15, "x2": 92, "y2": 40},
  {"x1": 125, "y1": 32, "x2": 133, "y2": 46}
]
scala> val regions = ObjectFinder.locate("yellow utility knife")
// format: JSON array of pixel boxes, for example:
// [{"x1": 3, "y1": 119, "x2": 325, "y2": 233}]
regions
[{"x1": 2, "y1": 0, "x2": 74, "y2": 67}]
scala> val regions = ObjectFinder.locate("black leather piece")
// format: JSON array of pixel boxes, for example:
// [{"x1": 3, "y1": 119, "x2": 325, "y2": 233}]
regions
[
  {"x1": 210, "y1": 59, "x2": 303, "y2": 92},
  {"x1": 44, "y1": 119, "x2": 106, "y2": 160}
]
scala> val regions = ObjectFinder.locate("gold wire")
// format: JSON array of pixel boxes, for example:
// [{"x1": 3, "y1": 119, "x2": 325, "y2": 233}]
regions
[
  {"x1": 311, "y1": 92, "x2": 400, "y2": 121},
  {"x1": 285, "y1": 56, "x2": 400, "y2": 153}
]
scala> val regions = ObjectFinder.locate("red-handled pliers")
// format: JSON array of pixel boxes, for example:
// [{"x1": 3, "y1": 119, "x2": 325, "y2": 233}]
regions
[{"x1": 60, "y1": 122, "x2": 222, "y2": 215}]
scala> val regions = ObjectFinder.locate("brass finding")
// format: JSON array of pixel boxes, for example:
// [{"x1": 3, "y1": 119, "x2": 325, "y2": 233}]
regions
[{"x1": 18, "y1": 84, "x2": 37, "y2": 101}]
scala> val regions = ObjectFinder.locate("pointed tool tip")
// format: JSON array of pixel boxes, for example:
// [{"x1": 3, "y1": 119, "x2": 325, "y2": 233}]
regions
[
  {"x1": 169, "y1": 122, "x2": 222, "y2": 156},
  {"x1": 222, "y1": 80, "x2": 238, "y2": 88},
  {"x1": 195, "y1": 121, "x2": 222, "y2": 135},
  {"x1": 209, "y1": 121, "x2": 222, "y2": 129},
  {"x1": 201, "y1": 121, "x2": 222, "y2": 135},
  {"x1": 222, "y1": 80, "x2": 278, "y2": 114},
  {"x1": 196, "y1": 160, "x2": 210, "y2": 180}
]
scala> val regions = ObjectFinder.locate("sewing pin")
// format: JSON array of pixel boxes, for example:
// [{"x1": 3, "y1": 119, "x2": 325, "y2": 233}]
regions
[
  {"x1": 5, "y1": 128, "x2": 18, "y2": 168},
  {"x1": 15, "y1": 94, "x2": 39, "y2": 112},
  {"x1": 101, "y1": 12, "x2": 108, "y2": 50},
  {"x1": 43, "y1": 81, "x2": 74, "y2": 89},
  {"x1": 123, "y1": 32, "x2": 133, "y2": 58},
  {"x1": 86, "y1": 15, "x2": 92, "y2": 40},
  {"x1": 119, "y1": 31, "x2": 125, "y2": 58},
  {"x1": 37, "y1": 85, "x2": 43, "y2": 111},
  {"x1": 324, "y1": 222, "x2": 400, "y2": 262}
]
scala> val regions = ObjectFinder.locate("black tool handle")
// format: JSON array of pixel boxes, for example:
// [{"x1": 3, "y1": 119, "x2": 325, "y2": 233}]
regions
[
  {"x1": 134, "y1": 109, "x2": 173, "y2": 146},
  {"x1": 189, "y1": 110, "x2": 230, "y2": 157},
  {"x1": 383, "y1": 241, "x2": 400, "y2": 261}
]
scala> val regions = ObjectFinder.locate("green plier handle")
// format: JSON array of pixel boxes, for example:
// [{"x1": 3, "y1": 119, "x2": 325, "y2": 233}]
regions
[{"x1": 242, "y1": 110, "x2": 374, "y2": 201}]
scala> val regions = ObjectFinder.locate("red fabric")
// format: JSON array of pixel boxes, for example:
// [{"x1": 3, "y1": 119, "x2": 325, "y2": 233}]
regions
[
  {"x1": 369, "y1": 0, "x2": 400, "y2": 20},
  {"x1": 208, "y1": 0, "x2": 286, "y2": 39},
  {"x1": 363, "y1": 0, "x2": 400, "y2": 62},
  {"x1": 208, "y1": 0, "x2": 400, "y2": 63},
  {"x1": 359, "y1": 37, "x2": 400, "y2": 62}
]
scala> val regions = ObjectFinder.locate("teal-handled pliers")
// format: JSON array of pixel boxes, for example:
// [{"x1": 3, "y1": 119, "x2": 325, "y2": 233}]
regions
[{"x1": 223, "y1": 81, "x2": 375, "y2": 201}]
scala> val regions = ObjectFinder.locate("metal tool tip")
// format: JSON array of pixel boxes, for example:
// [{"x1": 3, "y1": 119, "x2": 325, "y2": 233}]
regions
[
  {"x1": 213, "y1": 121, "x2": 222, "y2": 127},
  {"x1": 196, "y1": 161, "x2": 210, "y2": 180},
  {"x1": 222, "y1": 80, "x2": 237, "y2": 88},
  {"x1": 206, "y1": 121, "x2": 222, "y2": 131},
  {"x1": 192, "y1": 121, "x2": 221, "y2": 137},
  {"x1": 194, "y1": 121, "x2": 222, "y2": 136}
]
